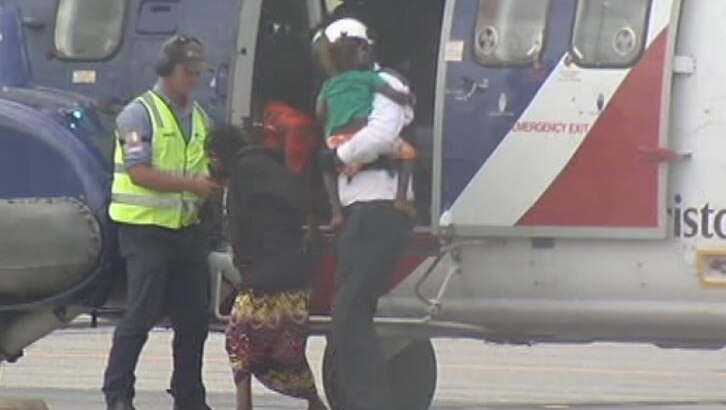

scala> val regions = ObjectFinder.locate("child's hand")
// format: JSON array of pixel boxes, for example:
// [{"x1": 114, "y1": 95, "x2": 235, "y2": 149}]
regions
[
  {"x1": 408, "y1": 92, "x2": 417, "y2": 108},
  {"x1": 392, "y1": 139, "x2": 416, "y2": 160}
]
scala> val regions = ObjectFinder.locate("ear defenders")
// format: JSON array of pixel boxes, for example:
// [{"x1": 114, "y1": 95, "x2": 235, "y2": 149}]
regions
[
  {"x1": 155, "y1": 35, "x2": 203, "y2": 77},
  {"x1": 155, "y1": 50, "x2": 176, "y2": 77}
]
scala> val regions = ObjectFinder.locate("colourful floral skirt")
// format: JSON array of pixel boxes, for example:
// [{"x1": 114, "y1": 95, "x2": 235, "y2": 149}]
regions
[{"x1": 225, "y1": 289, "x2": 317, "y2": 400}]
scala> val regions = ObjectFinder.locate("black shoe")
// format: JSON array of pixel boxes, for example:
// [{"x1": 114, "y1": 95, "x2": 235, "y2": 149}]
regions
[
  {"x1": 172, "y1": 405, "x2": 213, "y2": 410},
  {"x1": 107, "y1": 399, "x2": 136, "y2": 410}
]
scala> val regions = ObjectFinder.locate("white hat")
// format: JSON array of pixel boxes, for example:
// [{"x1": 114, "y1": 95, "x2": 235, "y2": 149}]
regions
[
  {"x1": 312, "y1": 29, "x2": 324, "y2": 44},
  {"x1": 324, "y1": 18, "x2": 372, "y2": 44}
]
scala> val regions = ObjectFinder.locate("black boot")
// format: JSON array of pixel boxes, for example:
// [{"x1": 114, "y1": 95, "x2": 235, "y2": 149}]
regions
[
  {"x1": 172, "y1": 405, "x2": 213, "y2": 410},
  {"x1": 107, "y1": 399, "x2": 136, "y2": 410}
]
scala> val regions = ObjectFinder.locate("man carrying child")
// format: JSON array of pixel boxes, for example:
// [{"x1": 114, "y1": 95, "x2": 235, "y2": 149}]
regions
[{"x1": 314, "y1": 18, "x2": 416, "y2": 410}]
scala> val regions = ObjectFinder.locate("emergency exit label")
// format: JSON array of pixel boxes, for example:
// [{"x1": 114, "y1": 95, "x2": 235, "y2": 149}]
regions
[
  {"x1": 513, "y1": 121, "x2": 591, "y2": 135},
  {"x1": 445, "y1": 41, "x2": 465, "y2": 62}
]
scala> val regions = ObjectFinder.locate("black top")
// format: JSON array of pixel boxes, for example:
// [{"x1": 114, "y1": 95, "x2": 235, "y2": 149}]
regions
[{"x1": 227, "y1": 146, "x2": 312, "y2": 292}]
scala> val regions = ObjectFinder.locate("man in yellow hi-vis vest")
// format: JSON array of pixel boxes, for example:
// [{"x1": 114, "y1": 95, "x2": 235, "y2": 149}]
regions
[{"x1": 103, "y1": 35, "x2": 220, "y2": 410}]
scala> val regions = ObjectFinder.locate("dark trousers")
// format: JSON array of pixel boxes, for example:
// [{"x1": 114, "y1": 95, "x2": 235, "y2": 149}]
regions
[
  {"x1": 330, "y1": 202, "x2": 412, "y2": 410},
  {"x1": 103, "y1": 224, "x2": 210, "y2": 409}
]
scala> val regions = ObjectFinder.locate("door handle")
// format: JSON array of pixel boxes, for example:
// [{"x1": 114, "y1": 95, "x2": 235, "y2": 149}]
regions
[
  {"x1": 22, "y1": 16, "x2": 46, "y2": 31},
  {"x1": 446, "y1": 76, "x2": 489, "y2": 101},
  {"x1": 638, "y1": 146, "x2": 691, "y2": 163},
  {"x1": 211, "y1": 64, "x2": 229, "y2": 98}
]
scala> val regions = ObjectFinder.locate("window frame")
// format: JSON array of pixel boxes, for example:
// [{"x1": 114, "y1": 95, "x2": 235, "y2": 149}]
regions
[
  {"x1": 135, "y1": 0, "x2": 181, "y2": 36},
  {"x1": 472, "y1": 0, "x2": 554, "y2": 68},
  {"x1": 568, "y1": 0, "x2": 653, "y2": 69},
  {"x1": 53, "y1": 0, "x2": 130, "y2": 62},
  {"x1": 324, "y1": 0, "x2": 343, "y2": 14}
]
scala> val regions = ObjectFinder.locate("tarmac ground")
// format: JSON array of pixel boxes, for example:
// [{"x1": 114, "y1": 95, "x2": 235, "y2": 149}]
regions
[{"x1": 3, "y1": 319, "x2": 726, "y2": 410}]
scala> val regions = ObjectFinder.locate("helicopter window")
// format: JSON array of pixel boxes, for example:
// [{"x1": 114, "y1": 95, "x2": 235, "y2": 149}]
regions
[
  {"x1": 54, "y1": 0, "x2": 127, "y2": 60},
  {"x1": 325, "y1": 0, "x2": 343, "y2": 12},
  {"x1": 473, "y1": 0, "x2": 551, "y2": 67},
  {"x1": 571, "y1": 0, "x2": 651, "y2": 68}
]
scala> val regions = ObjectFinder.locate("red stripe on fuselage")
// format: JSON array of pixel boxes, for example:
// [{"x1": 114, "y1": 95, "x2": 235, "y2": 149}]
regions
[
  {"x1": 310, "y1": 234, "x2": 437, "y2": 315},
  {"x1": 518, "y1": 30, "x2": 668, "y2": 228}
]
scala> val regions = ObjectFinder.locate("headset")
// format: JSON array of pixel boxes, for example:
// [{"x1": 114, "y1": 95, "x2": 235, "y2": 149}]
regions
[{"x1": 154, "y1": 35, "x2": 203, "y2": 77}]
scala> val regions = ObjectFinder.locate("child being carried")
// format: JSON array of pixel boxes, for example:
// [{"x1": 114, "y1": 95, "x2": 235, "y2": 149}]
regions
[{"x1": 316, "y1": 34, "x2": 417, "y2": 228}]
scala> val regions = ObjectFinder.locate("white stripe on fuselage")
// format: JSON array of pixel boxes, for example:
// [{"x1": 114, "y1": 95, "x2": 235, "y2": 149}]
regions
[{"x1": 447, "y1": 2, "x2": 673, "y2": 228}]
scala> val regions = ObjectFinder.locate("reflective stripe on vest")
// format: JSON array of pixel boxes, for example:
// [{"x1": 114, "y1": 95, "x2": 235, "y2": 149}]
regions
[
  {"x1": 111, "y1": 194, "x2": 202, "y2": 214},
  {"x1": 113, "y1": 163, "x2": 208, "y2": 180},
  {"x1": 141, "y1": 92, "x2": 165, "y2": 128},
  {"x1": 109, "y1": 90, "x2": 210, "y2": 230}
]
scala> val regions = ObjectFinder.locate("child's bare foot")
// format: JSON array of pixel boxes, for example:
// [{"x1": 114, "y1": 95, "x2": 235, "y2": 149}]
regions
[
  {"x1": 394, "y1": 199, "x2": 417, "y2": 219},
  {"x1": 330, "y1": 211, "x2": 345, "y2": 231},
  {"x1": 308, "y1": 397, "x2": 328, "y2": 410}
]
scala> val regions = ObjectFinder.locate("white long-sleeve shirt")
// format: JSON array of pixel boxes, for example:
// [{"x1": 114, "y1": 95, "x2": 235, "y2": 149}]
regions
[{"x1": 336, "y1": 70, "x2": 414, "y2": 207}]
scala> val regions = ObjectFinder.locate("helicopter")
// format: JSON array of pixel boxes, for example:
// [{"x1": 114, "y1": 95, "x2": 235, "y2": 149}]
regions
[{"x1": 4, "y1": 0, "x2": 726, "y2": 409}]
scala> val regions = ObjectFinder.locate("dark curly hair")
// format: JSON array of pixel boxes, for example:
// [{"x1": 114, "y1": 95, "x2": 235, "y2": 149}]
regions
[
  {"x1": 328, "y1": 37, "x2": 370, "y2": 74},
  {"x1": 207, "y1": 124, "x2": 257, "y2": 164}
]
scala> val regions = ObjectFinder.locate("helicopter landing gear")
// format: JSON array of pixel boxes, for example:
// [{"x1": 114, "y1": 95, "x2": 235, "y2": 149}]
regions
[{"x1": 322, "y1": 339, "x2": 437, "y2": 410}]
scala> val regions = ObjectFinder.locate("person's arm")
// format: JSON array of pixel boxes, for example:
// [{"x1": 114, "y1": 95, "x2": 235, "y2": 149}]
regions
[
  {"x1": 336, "y1": 73, "x2": 411, "y2": 165},
  {"x1": 378, "y1": 84, "x2": 415, "y2": 107},
  {"x1": 313, "y1": 97, "x2": 345, "y2": 228},
  {"x1": 226, "y1": 161, "x2": 255, "y2": 268},
  {"x1": 371, "y1": 70, "x2": 413, "y2": 107},
  {"x1": 127, "y1": 165, "x2": 219, "y2": 198}
]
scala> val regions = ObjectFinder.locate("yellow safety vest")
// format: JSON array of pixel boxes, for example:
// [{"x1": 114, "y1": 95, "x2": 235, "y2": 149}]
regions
[{"x1": 109, "y1": 91, "x2": 210, "y2": 230}]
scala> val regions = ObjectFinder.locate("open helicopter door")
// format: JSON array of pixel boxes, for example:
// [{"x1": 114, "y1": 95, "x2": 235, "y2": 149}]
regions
[
  {"x1": 433, "y1": 0, "x2": 681, "y2": 239},
  {"x1": 227, "y1": 0, "x2": 324, "y2": 126}
]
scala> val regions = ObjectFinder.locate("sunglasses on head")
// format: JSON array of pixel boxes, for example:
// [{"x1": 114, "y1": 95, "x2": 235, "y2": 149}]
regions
[{"x1": 173, "y1": 35, "x2": 202, "y2": 47}]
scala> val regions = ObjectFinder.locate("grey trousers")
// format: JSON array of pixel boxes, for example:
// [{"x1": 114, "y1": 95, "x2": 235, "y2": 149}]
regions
[
  {"x1": 103, "y1": 224, "x2": 210, "y2": 410},
  {"x1": 330, "y1": 202, "x2": 412, "y2": 410}
]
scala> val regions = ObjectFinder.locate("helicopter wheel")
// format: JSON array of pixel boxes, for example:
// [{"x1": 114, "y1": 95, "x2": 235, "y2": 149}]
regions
[{"x1": 323, "y1": 339, "x2": 437, "y2": 410}]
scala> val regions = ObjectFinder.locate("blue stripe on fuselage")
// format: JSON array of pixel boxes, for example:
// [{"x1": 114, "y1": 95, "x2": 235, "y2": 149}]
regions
[{"x1": 441, "y1": 0, "x2": 576, "y2": 210}]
